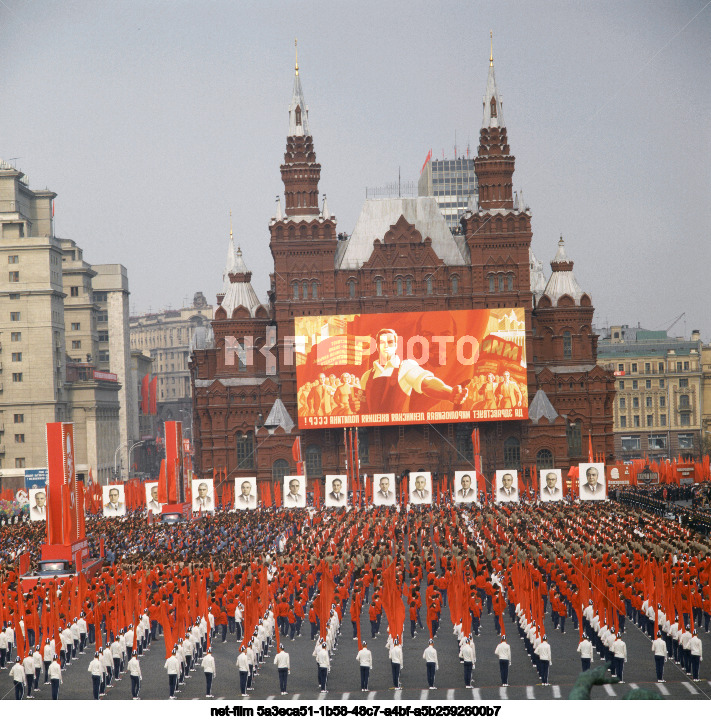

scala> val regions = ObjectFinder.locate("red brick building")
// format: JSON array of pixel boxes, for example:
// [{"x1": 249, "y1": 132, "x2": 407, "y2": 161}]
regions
[{"x1": 189, "y1": 53, "x2": 615, "y2": 495}]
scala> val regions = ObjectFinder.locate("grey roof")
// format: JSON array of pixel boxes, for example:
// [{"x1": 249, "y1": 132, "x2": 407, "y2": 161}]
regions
[
  {"x1": 288, "y1": 62, "x2": 309, "y2": 137},
  {"x1": 548, "y1": 364, "x2": 596, "y2": 374},
  {"x1": 194, "y1": 377, "x2": 267, "y2": 387},
  {"x1": 542, "y1": 237, "x2": 587, "y2": 304},
  {"x1": 529, "y1": 248, "x2": 547, "y2": 300},
  {"x1": 528, "y1": 389, "x2": 558, "y2": 424},
  {"x1": 481, "y1": 57, "x2": 505, "y2": 129},
  {"x1": 336, "y1": 197, "x2": 469, "y2": 270},
  {"x1": 219, "y1": 244, "x2": 264, "y2": 318},
  {"x1": 264, "y1": 398, "x2": 295, "y2": 434}
]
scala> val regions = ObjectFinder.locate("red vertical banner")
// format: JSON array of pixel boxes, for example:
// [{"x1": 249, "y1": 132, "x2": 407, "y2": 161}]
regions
[
  {"x1": 164, "y1": 421, "x2": 184, "y2": 503},
  {"x1": 46, "y1": 422, "x2": 80, "y2": 545},
  {"x1": 141, "y1": 374, "x2": 150, "y2": 415}
]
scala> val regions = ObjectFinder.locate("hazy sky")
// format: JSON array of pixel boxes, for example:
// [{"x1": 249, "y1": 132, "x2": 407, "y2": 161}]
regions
[{"x1": 2, "y1": 1, "x2": 709, "y2": 339}]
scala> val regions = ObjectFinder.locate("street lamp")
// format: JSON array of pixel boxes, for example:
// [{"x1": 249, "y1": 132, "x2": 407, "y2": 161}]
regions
[
  {"x1": 127, "y1": 440, "x2": 146, "y2": 481},
  {"x1": 113, "y1": 441, "x2": 129, "y2": 483}
]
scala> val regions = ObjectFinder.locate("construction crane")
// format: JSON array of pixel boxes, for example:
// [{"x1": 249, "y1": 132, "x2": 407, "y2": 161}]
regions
[{"x1": 656, "y1": 312, "x2": 685, "y2": 334}]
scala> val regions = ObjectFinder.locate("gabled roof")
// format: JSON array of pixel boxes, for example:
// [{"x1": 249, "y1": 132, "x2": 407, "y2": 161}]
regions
[
  {"x1": 264, "y1": 398, "x2": 295, "y2": 434},
  {"x1": 528, "y1": 389, "x2": 559, "y2": 424},
  {"x1": 336, "y1": 197, "x2": 469, "y2": 270}
]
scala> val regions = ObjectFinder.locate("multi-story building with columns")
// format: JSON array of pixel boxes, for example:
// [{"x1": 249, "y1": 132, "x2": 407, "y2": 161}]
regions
[{"x1": 190, "y1": 49, "x2": 615, "y2": 494}]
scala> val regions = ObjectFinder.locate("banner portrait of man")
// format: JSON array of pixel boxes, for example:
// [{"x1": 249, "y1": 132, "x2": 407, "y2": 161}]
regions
[
  {"x1": 372, "y1": 473, "x2": 396, "y2": 506},
  {"x1": 454, "y1": 471, "x2": 478, "y2": 504},
  {"x1": 283, "y1": 475, "x2": 306, "y2": 508},
  {"x1": 145, "y1": 483, "x2": 163, "y2": 514},
  {"x1": 539, "y1": 469, "x2": 563, "y2": 502},
  {"x1": 192, "y1": 479, "x2": 215, "y2": 512},
  {"x1": 409, "y1": 472, "x2": 432, "y2": 505},
  {"x1": 495, "y1": 470, "x2": 519, "y2": 503},
  {"x1": 235, "y1": 477, "x2": 258, "y2": 510},
  {"x1": 578, "y1": 463, "x2": 606, "y2": 501},
  {"x1": 325, "y1": 475, "x2": 348, "y2": 507},
  {"x1": 103, "y1": 485, "x2": 126, "y2": 517},
  {"x1": 29, "y1": 487, "x2": 48, "y2": 521}
]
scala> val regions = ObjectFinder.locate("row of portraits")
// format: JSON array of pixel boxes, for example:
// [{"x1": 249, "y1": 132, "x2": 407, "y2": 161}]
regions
[{"x1": 27, "y1": 463, "x2": 608, "y2": 520}]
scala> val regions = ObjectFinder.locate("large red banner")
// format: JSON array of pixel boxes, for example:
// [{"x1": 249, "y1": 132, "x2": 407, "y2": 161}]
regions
[
  {"x1": 295, "y1": 308, "x2": 528, "y2": 429},
  {"x1": 46, "y1": 422, "x2": 81, "y2": 545}
]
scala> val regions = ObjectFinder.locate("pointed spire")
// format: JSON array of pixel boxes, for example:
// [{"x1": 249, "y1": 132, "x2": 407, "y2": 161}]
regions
[
  {"x1": 289, "y1": 38, "x2": 309, "y2": 136},
  {"x1": 222, "y1": 215, "x2": 237, "y2": 293},
  {"x1": 275, "y1": 195, "x2": 283, "y2": 221},
  {"x1": 322, "y1": 194, "x2": 329, "y2": 219},
  {"x1": 542, "y1": 235, "x2": 587, "y2": 303},
  {"x1": 482, "y1": 32, "x2": 504, "y2": 129}
]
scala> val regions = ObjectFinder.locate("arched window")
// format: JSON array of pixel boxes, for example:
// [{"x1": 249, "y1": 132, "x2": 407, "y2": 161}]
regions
[
  {"x1": 406, "y1": 277, "x2": 413, "y2": 295},
  {"x1": 426, "y1": 276, "x2": 433, "y2": 295},
  {"x1": 236, "y1": 431, "x2": 254, "y2": 469},
  {"x1": 311, "y1": 281, "x2": 318, "y2": 299},
  {"x1": 455, "y1": 423, "x2": 474, "y2": 461},
  {"x1": 348, "y1": 279, "x2": 356, "y2": 299},
  {"x1": 302, "y1": 281, "x2": 308, "y2": 300},
  {"x1": 503, "y1": 436, "x2": 521, "y2": 468},
  {"x1": 292, "y1": 281, "x2": 299, "y2": 301},
  {"x1": 490, "y1": 96, "x2": 497, "y2": 118},
  {"x1": 375, "y1": 278, "x2": 383, "y2": 297},
  {"x1": 567, "y1": 420, "x2": 582, "y2": 457},
  {"x1": 536, "y1": 448, "x2": 554, "y2": 468},
  {"x1": 305, "y1": 445, "x2": 322, "y2": 478},
  {"x1": 357, "y1": 428, "x2": 369, "y2": 464},
  {"x1": 563, "y1": 331, "x2": 572, "y2": 359},
  {"x1": 507, "y1": 273, "x2": 514, "y2": 291},
  {"x1": 396, "y1": 277, "x2": 403, "y2": 296},
  {"x1": 450, "y1": 276, "x2": 459, "y2": 295},
  {"x1": 272, "y1": 458, "x2": 289, "y2": 485},
  {"x1": 498, "y1": 274, "x2": 505, "y2": 292},
  {"x1": 489, "y1": 275, "x2": 495, "y2": 293},
  {"x1": 295, "y1": 105, "x2": 302, "y2": 127}
]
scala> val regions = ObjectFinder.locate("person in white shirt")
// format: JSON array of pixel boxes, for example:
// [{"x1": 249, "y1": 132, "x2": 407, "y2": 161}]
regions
[
  {"x1": 6, "y1": 625, "x2": 15, "y2": 661},
  {"x1": 689, "y1": 629, "x2": 703, "y2": 681},
  {"x1": 164, "y1": 648, "x2": 180, "y2": 699},
  {"x1": 388, "y1": 636, "x2": 403, "y2": 689},
  {"x1": 102, "y1": 645, "x2": 113, "y2": 689},
  {"x1": 273, "y1": 643, "x2": 290, "y2": 695},
  {"x1": 461, "y1": 636, "x2": 475, "y2": 688},
  {"x1": 0, "y1": 627, "x2": 8, "y2": 668},
  {"x1": 423, "y1": 638, "x2": 439, "y2": 689},
  {"x1": 202, "y1": 649, "x2": 216, "y2": 698},
  {"x1": 356, "y1": 641, "x2": 372, "y2": 692},
  {"x1": 316, "y1": 641, "x2": 330, "y2": 693},
  {"x1": 612, "y1": 633, "x2": 627, "y2": 681},
  {"x1": 494, "y1": 635, "x2": 511, "y2": 686},
  {"x1": 22, "y1": 652, "x2": 35, "y2": 698},
  {"x1": 235, "y1": 603, "x2": 244, "y2": 641},
  {"x1": 236, "y1": 646, "x2": 250, "y2": 697},
  {"x1": 535, "y1": 634, "x2": 552, "y2": 685},
  {"x1": 652, "y1": 630, "x2": 667, "y2": 682},
  {"x1": 124, "y1": 626, "x2": 135, "y2": 661},
  {"x1": 32, "y1": 645, "x2": 42, "y2": 692},
  {"x1": 88, "y1": 651, "x2": 104, "y2": 699},
  {"x1": 48, "y1": 654, "x2": 62, "y2": 699},
  {"x1": 10, "y1": 656, "x2": 25, "y2": 699},
  {"x1": 577, "y1": 633, "x2": 593, "y2": 672},
  {"x1": 127, "y1": 654, "x2": 142, "y2": 699},
  {"x1": 110, "y1": 637, "x2": 122, "y2": 681}
]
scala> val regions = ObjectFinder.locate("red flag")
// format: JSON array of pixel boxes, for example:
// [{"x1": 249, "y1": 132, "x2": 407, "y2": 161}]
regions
[
  {"x1": 141, "y1": 374, "x2": 150, "y2": 415},
  {"x1": 274, "y1": 480, "x2": 282, "y2": 508},
  {"x1": 160, "y1": 602, "x2": 174, "y2": 659},
  {"x1": 149, "y1": 377, "x2": 158, "y2": 415},
  {"x1": 262, "y1": 481, "x2": 272, "y2": 508},
  {"x1": 588, "y1": 432, "x2": 594, "y2": 463}
]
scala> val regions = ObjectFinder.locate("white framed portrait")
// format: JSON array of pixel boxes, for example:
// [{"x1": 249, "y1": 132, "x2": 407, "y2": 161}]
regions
[
  {"x1": 235, "y1": 477, "x2": 258, "y2": 510},
  {"x1": 539, "y1": 469, "x2": 564, "y2": 502},
  {"x1": 578, "y1": 463, "x2": 606, "y2": 501},
  {"x1": 454, "y1": 471, "x2": 478, "y2": 504},
  {"x1": 103, "y1": 485, "x2": 126, "y2": 517},
  {"x1": 495, "y1": 470, "x2": 519, "y2": 503},
  {"x1": 145, "y1": 482, "x2": 163, "y2": 514},
  {"x1": 192, "y1": 478, "x2": 215, "y2": 512},
  {"x1": 372, "y1": 473, "x2": 396, "y2": 506},
  {"x1": 325, "y1": 475, "x2": 348, "y2": 507},
  {"x1": 29, "y1": 487, "x2": 48, "y2": 522},
  {"x1": 409, "y1": 471, "x2": 432, "y2": 505},
  {"x1": 283, "y1": 475, "x2": 306, "y2": 508}
]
